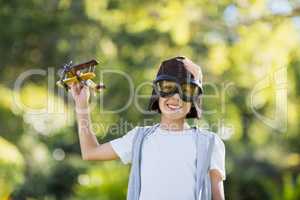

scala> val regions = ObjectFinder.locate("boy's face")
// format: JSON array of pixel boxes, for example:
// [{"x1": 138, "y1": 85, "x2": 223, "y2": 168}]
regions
[{"x1": 158, "y1": 93, "x2": 192, "y2": 120}]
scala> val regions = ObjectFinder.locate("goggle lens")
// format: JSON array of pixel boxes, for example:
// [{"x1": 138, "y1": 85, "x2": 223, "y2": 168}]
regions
[
  {"x1": 181, "y1": 83, "x2": 199, "y2": 97},
  {"x1": 158, "y1": 80, "x2": 177, "y2": 93},
  {"x1": 154, "y1": 80, "x2": 201, "y2": 101}
]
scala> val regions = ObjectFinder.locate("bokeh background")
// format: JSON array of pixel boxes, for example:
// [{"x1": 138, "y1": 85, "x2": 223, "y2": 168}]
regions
[{"x1": 1, "y1": 0, "x2": 300, "y2": 199}]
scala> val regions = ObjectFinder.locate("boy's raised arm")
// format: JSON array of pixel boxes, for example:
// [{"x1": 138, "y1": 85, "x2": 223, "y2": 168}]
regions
[{"x1": 71, "y1": 83, "x2": 118, "y2": 161}]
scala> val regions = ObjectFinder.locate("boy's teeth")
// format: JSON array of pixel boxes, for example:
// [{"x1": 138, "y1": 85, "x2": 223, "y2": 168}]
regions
[{"x1": 167, "y1": 104, "x2": 180, "y2": 109}]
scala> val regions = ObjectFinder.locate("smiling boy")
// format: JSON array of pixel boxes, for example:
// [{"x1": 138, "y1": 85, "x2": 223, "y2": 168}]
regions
[{"x1": 71, "y1": 56, "x2": 226, "y2": 200}]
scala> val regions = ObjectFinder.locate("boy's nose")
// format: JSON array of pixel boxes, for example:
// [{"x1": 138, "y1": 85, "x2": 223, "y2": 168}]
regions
[{"x1": 168, "y1": 93, "x2": 181, "y2": 101}]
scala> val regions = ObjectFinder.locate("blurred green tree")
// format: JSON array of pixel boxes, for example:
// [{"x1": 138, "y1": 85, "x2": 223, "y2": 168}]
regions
[{"x1": 0, "y1": 0, "x2": 300, "y2": 199}]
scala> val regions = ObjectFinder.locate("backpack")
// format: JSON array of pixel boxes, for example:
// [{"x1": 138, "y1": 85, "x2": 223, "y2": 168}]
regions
[{"x1": 127, "y1": 123, "x2": 216, "y2": 200}]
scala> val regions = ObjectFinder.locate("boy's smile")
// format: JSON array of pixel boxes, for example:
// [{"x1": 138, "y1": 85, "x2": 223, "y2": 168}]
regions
[
  {"x1": 159, "y1": 93, "x2": 192, "y2": 119},
  {"x1": 166, "y1": 103, "x2": 182, "y2": 111}
]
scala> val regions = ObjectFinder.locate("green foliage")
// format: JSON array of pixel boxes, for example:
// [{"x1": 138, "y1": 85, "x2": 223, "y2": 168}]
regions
[
  {"x1": 280, "y1": 174, "x2": 300, "y2": 200},
  {"x1": 0, "y1": 137, "x2": 24, "y2": 199},
  {"x1": 72, "y1": 162, "x2": 129, "y2": 200}
]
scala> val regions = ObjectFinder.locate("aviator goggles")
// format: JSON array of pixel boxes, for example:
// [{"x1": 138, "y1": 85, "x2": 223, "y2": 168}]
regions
[{"x1": 152, "y1": 75, "x2": 202, "y2": 102}]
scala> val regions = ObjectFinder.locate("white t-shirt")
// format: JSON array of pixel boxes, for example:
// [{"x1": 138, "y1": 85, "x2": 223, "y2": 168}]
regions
[{"x1": 110, "y1": 126, "x2": 226, "y2": 200}]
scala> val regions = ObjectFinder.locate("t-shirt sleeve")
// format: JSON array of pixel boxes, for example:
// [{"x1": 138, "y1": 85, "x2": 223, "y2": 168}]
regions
[
  {"x1": 210, "y1": 135, "x2": 226, "y2": 180},
  {"x1": 110, "y1": 126, "x2": 139, "y2": 165}
]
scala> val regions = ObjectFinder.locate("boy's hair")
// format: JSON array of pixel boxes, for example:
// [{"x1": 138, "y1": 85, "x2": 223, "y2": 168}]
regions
[{"x1": 147, "y1": 56, "x2": 203, "y2": 119}]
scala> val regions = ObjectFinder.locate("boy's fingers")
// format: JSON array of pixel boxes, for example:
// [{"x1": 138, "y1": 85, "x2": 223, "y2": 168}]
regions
[
  {"x1": 83, "y1": 84, "x2": 88, "y2": 90},
  {"x1": 180, "y1": 58, "x2": 201, "y2": 81},
  {"x1": 82, "y1": 84, "x2": 90, "y2": 94},
  {"x1": 71, "y1": 82, "x2": 80, "y2": 95},
  {"x1": 71, "y1": 83, "x2": 78, "y2": 95},
  {"x1": 70, "y1": 83, "x2": 76, "y2": 94},
  {"x1": 69, "y1": 82, "x2": 90, "y2": 96},
  {"x1": 76, "y1": 82, "x2": 82, "y2": 92}
]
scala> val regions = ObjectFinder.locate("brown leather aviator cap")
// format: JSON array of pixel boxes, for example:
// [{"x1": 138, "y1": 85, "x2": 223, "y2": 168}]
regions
[{"x1": 147, "y1": 56, "x2": 203, "y2": 119}]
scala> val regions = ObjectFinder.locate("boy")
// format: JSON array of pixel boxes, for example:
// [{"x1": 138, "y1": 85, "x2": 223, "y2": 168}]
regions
[{"x1": 70, "y1": 56, "x2": 226, "y2": 200}]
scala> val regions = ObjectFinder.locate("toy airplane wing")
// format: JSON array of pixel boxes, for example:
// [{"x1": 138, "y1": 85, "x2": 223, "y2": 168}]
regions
[{"x1": 56, "y1": 59, "x2": 105, "y2": 92}]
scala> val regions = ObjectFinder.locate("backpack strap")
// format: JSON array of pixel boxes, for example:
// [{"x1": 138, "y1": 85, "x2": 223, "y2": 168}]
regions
[
  {"x1": 195, "y1": 129, "x2": 216, "y2": 200},
  {"x1": 127, "y1": 123, "x2": 160, "y2": 200}
]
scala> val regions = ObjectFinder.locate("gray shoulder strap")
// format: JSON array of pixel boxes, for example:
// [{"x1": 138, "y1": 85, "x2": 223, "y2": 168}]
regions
[
  {"x1": 131, "y1": 123, "x2": 160, "y2": 157},
  {"x1": 195, "y1": 129, "x2": 216, "y2": 200},
  {"x1": 127, "y1": 123, "x2": 160, "y2": 200},
  {"x1": 204, "y1": 134, "x2": 216, "y2": 172},
  {"x1": 202, "y1": 134, "x2": 215, "y2": 200}
]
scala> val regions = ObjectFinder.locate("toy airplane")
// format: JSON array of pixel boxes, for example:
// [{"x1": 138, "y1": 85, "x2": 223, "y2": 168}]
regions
[{"x1": 56, "y1": 59, "x2": 105, "y2": 92}]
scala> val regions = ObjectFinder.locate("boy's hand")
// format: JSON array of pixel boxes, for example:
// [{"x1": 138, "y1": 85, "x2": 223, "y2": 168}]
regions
[
  {"x1": 70, "y1": 83, "x2": 90, "y2": 108},
  {"x1": 177, "y1": 57, "x2": 202, "y2": 81}
]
